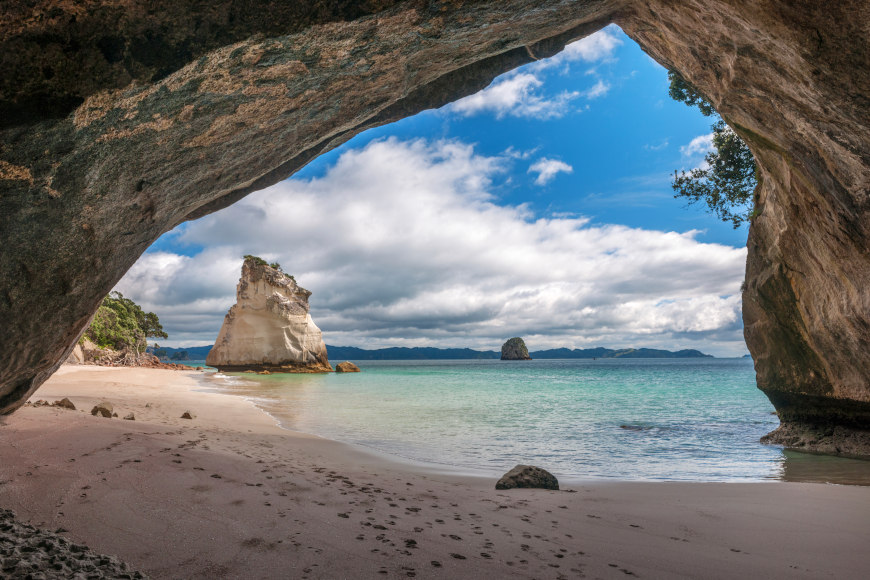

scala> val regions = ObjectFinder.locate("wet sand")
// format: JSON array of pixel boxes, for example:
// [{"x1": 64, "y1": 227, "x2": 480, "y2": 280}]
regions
[{"x1": 1, "y1": 366, "x2": 869, "y2": 579}]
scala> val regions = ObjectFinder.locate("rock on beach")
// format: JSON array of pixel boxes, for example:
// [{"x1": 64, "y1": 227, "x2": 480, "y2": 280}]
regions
[
  {"x1": 335, "y1": 361, "x2": 361, "y2": 373},
  {"x1": 496, "y1": 465, "x2": 559, "y2": 490}
]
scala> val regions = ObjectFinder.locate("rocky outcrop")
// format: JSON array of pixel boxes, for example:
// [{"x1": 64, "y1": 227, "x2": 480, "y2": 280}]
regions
[
  {"x1": 501, "y1": 338, "x2": 532, "y2": 361},
  {"x1": 0, "y1": 1, "x2": 869, "y2": 456},
  {"x1": 495, "y1": 465, "x2": 559, "y2": 490},
  {"x1": 335, "y1": 362, "x2": 361, "y2": 373},
  {"x1": 206, "y1": 258, "x2": 331, "y2": 373}
]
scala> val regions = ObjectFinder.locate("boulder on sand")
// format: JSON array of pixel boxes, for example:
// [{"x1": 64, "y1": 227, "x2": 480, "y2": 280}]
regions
[
  {"x1": 495, "y1": 465, "x2": 559, "y2": 490},
  {"x1": 54, "y1": 398, "x2": 76, "y2": 410},
  {"x1": 91, "y1": 402, "x2": 113, "y2": 418}
]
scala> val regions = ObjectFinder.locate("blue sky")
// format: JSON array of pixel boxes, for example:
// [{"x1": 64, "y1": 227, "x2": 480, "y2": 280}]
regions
[{"x1": 124, "y1": 25, "x2": 750, "y2": 356}]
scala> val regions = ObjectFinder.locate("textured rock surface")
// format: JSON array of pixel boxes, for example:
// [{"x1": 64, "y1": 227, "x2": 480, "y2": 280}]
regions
[
  {"x1": 495, "y1": 465, "x2": 559, "y2": 490},
  {"x1": 54, "y1": 397, "x2": 76, "y2": 411},
  {"x1": 335, "y1": 361, "x2": 361, "y2": 373},
  {"x1": 90, "y1": 402, "x2": 113, "y2": 418},
  {"x1": 206, "y1": 258, "x2": 331, "y2": 373},
  {"x1": 0, "y1": 0, "x2": 869, "y2": 454},
  {"x1": 0, "y1": 508, "x2": 146, "y2": 579},
  {"x1": 64, "y1": 344, "x2": 84, "y2": 365},
  {"x1": 501, "y1": 337, "x2": 532, "y2": 361}
]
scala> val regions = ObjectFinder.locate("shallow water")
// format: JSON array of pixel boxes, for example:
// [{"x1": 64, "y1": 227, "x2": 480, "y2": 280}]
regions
[{"x1": 204, "y1": 358, "x2": 870, "y2": 484}]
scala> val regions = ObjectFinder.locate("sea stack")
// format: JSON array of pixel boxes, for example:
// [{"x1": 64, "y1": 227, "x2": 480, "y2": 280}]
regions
[
  {"x1": 501, "y1": 337, "x2": 531, "y2": 361},
  {"x1": 206, "y1": 257, "x2": 331, "y2": 373}
]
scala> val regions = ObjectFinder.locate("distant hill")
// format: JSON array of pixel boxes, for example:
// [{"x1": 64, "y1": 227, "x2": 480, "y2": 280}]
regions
[
  {"x1": 531, "y1": 347, "x2": 713, "y2": 359},
  {"x1": 328, "y1": 345, "x2": 712, "y2": 360},
  {"x1": 326, "y1": 346, "x2": 499, "y2": 360},
  {"x1": 148, "y1": 344, "x2": 712, "y2": 362},
  {"x1": 147, "y1": 345, "x2": 213, "y2": 360}
]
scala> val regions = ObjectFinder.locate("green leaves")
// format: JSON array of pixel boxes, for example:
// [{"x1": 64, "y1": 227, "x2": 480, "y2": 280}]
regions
[
  {"x1": 668, "y1": 71, "x2": 716, "y2": 117},
  {"x1": 85, "y1": 291, "x2": 167, "y2": 353},
  {"x1": 669, "y1": 73, "x2": 757, "y2": 228}
]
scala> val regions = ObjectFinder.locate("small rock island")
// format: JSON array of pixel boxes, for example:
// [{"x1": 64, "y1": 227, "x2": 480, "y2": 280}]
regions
[
  {"x1": 206, "y1": 256, "x2": 331, "y2": 373},
  {"x1": 501, "y1": 337, "x2": 532, "y2": 360}
]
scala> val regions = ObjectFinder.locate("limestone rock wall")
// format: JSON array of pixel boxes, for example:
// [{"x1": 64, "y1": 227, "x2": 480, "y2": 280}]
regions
[
  {"x1": 0, "y1": 0, "x2": 868, "y2": 454},
  {"x1": 206, "y1": 259, "x2": 330, "y2": 372}
]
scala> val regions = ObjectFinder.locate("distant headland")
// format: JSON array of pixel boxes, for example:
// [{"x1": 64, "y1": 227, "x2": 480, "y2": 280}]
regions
[{"x1": 151, "y1": 344, "x2": 713, "y2": 362}]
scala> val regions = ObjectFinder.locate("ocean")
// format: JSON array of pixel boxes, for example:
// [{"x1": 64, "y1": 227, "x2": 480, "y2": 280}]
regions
[{"x1": 200, "y1": 358, "x2": 870, "y2": 484}]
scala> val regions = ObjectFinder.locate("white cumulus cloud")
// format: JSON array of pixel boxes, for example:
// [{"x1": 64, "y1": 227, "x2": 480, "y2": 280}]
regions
[
  {"x1": 117, "y1": 137, "x2": 748, "y2": 355},
  {"x1": 447, "y1": 73, "x2": 580, "y2": 120},
  {"x1": 528, "y1": 158, "x2": 573, "y2": 186},
  {"x1": 681, "y1": 133, "x2": 714, "y2": 157},
  {"x1": 446, "y1": 27, "x2": 623, "y2": 120},
  {"x1": 531, "y1": 27, "x2": 623, "y2": 71}
]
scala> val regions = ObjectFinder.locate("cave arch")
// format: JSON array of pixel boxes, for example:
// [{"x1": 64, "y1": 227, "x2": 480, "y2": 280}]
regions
[{"x1": 1, "y1": 1, "x2": 868, "y2": 454}]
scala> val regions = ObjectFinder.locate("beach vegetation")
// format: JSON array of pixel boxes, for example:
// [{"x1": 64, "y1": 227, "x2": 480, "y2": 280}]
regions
[
  {"x1": 243, "y1": 254, "x2": 269, "y2": 267},
  {"x1": 243, "y1": 254, "x2": 289, "y2": 276},
  {"x1": 669, "y1": 71, "x2": 757, "y2": 228},
  {"x1": 84, "y1": 291, "x2": 168, "y2": 356}
]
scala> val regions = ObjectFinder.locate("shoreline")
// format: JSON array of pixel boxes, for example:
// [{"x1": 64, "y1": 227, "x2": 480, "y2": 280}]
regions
[
  {"x1": 1, "y1": 366, "x2": 869, "y2": 578},
  {"x1": 202, "y1": 366, "x2": 870, "y2": 488}
]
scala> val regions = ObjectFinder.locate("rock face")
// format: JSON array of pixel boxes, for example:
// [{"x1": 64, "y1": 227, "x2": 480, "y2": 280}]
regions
[
  {"x1": 335, "y1": 362, "x2": 361, "y2": 373},
  {"x1": 206, "y1": 258, "x2": 331, "y2": 373},
  {"x1": 64, "y1": 344, "x2": 84, "y2": 365},
  {"x1": 501, "y1": 338, "x2": 532, "y2": 361},
  {"x1": 495, "y1": 465, "x2": 559, "y2": 490},
  {"x1": 0, "y1": 1, "x2": 869, "y2": 456}
]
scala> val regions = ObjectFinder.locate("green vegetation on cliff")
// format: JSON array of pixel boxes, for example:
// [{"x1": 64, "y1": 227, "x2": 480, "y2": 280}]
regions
[
  {"x1": 669, "y1": 71, "x2": 757, "y2": 228},
  {"x1": 243, "y1": 254, "x2": 294, "y2": 281},
  {"x1": 84, "y1": 291, "x2": 167, "y2": 354}
]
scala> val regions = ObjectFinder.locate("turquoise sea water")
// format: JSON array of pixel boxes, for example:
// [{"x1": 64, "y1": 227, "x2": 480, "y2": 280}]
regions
[{"x1": 203, "y1": 358, "x2": 870, "y2": 484}]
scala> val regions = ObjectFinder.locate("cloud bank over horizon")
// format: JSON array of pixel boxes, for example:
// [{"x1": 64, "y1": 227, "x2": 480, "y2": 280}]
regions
[{"x1": 117, "y1": 137, "x2": 748, "y2": 356}]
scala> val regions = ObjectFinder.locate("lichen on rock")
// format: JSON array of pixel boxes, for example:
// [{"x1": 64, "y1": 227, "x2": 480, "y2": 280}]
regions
[{"x1": 206, "y1": 257, "x2": 331, "y2": 373}]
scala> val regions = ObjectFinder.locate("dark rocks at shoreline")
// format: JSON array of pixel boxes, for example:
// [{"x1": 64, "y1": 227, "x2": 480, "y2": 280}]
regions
[
  {"x1": 495, "y1": 465, "x2": 559, "y2": 490},
  {"x1": 0, "y1": 508, "x2": 147, "y2": 578},
  {"x1": 335, "y1": 362, "x2": 361, "y2": 373},
  {"x1": 761, "y1": 422, "x2": 870, "y2": 457},
  {"x1": 501, "y1": 338, "x2": 532, "y2": 361}
]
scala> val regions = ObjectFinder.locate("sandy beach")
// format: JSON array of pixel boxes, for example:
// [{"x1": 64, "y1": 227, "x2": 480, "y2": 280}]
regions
[{"x1": 1, "y1": 366, "x2": 869, "y2": 579}]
